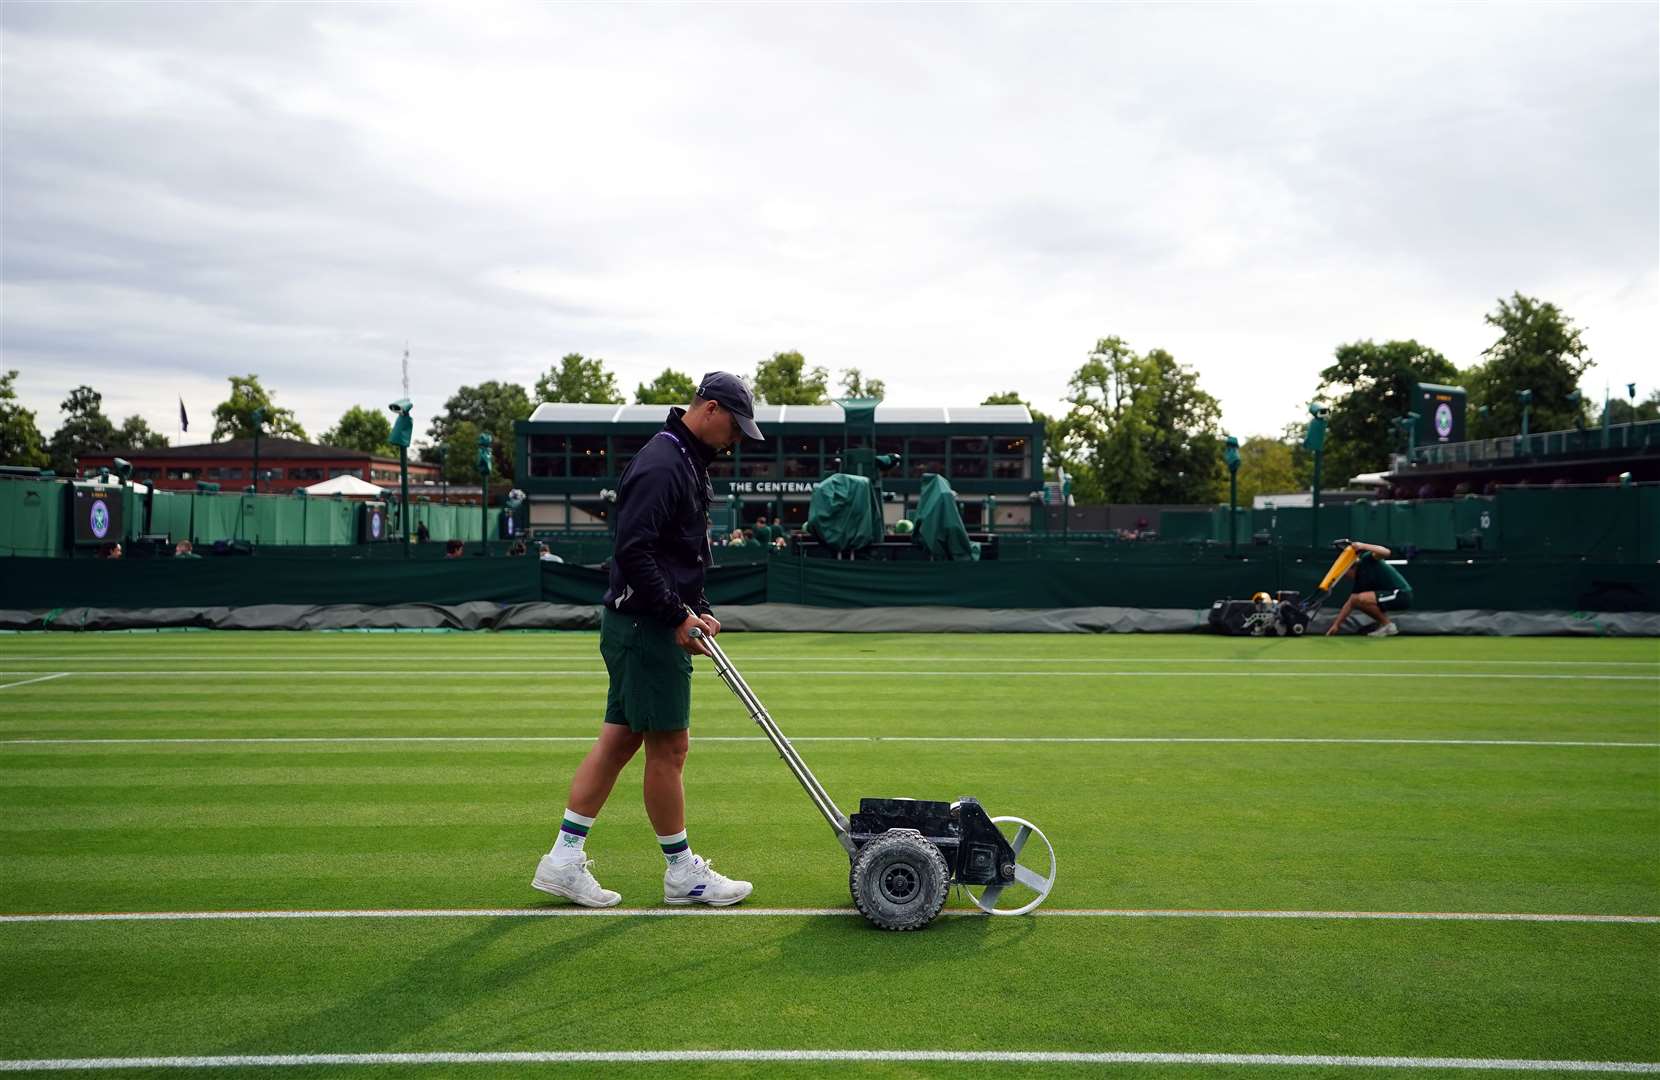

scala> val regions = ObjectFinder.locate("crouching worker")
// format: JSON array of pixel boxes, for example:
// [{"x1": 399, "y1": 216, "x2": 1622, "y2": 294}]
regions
[
  {"x1": 532, "y1": 373, "x2": 763, "y2": 909},
  {"x1": 1325, "y1": 539, "x2": 1412, "y2": 637}
]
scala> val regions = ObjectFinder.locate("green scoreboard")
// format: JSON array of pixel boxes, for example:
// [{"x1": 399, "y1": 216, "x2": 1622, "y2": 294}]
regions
[{"x1": 1414, "y1": 383, "x2": 1466, "y2": 446}]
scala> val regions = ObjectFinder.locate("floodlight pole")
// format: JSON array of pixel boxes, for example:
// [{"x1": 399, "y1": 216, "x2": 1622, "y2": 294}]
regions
[
  {"x1": 250, "y1": 407, "x2": 265, "y2": 494},
  {"x1": 1304, "y1": 403, "x2": 1328, "y2": 549},
  {"x1": 477, "y1": 432, "x2": 493, "y2": 557},
  {"x1": 388, "y1": 399, "x2": 415, "y2": 558},
  {"x1": 1224, "y1": 435, "x2": 1240, "y2": 556}
]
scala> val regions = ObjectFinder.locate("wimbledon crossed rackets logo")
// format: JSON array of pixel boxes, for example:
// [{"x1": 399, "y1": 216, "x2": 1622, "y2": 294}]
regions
[
  {"x1": 1434, "y1": 402, "x2": 1453, "y2": 439},
  {"x1": 89, "y1": 500, "x2": 110, "y2": 539}
]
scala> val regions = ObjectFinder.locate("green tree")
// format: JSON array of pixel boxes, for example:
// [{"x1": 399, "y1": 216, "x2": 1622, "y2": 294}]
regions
[
  {"x1": 1053, "y1": 338, "x2": 1151, "y2": 503},
  {"x1": 420, "y1": 380, "x2": 531, "y2": 481},
  {"x1": 753, "y1": 351, "x2": 830, "y2": 405},
  {"x1": 1140, "y1": 348, "x2": 1224, "y2": 503},
  {"x1": 212, "y1": 375, "x2": 306, "y2": 441},
  {"x1": 1465, "y1": 293, "x2": 1594, "y2": 438},
  {"x1": 1607, "y1": 388, "x2": 1660, "y2": 425},
  {"x1": 1213, "y1": 436, "x2": 1304, "y2": 504},
  {"x1": 1053, "y1": 338, "x2": 1223, "y2": 504},
  {"x1": 47, "y1": 385, "x2": 120, "y2": 475},
  {"x1": 534, "y1": 353, "x2": 624, "y2": 404},
  {"x1": 321, "y1": 405, "x2": 394, "y2": 454},
  {"x1": 1314, "y1": 339, "x2": 1458, "y2": 482},
  {"x1": 838, "y1": 368, "x2": 886, "y2": 400},
  {"x1": 117, "y1": 415, "x2": 169, "y2": 450},
  {"x1": 436, "y1": 419, "x2": 487, "y2": 485},
  {"x1": 0, "y1": 370, "x2": 49, "y2": 468},
  {"x1": 635, "y1": 368, "x2": 697, "y2": 405}
]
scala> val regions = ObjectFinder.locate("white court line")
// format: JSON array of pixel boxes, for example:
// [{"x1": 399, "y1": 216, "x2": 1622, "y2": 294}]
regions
[
  {"x1": 0, "y1": 668, "x2": 1654, "y2": 680},
  {"x1": 4, "y1": 735, "x2": 1656, "y2": 749},
  {"x1": 0, "y1": 1050, "x2": 1655, "y2": 1073},
  {"x1": 0, "y1": 673, "x2": 68, "y2": 691},
  {"x1": 2, "y1": 906, "x2": 1655, "y2": 924},
  {"x1": 0, "y1": 1050, "x2": 1656, "y2": 1073},
  {"x1": 2, "y1": 654, "x2": 1655, "y2": 666}
]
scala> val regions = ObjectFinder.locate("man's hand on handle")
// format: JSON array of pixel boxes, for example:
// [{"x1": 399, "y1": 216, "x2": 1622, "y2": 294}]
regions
[{"x1": 676, "y1": 611, "x2": 720, "y2": 656}]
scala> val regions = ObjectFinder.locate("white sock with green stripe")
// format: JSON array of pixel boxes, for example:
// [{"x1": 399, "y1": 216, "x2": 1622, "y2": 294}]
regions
[
  {"x1": 657, "y1": 830, "x2": 691, "y2": 867},
  {"x1": 552, "y1": 809, "x2": 595, "y2": 859}
]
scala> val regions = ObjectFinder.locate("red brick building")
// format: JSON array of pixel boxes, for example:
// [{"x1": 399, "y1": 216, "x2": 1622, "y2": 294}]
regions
[{"x1": 80, "y1": 437, "x2": 440, "y2": 494}]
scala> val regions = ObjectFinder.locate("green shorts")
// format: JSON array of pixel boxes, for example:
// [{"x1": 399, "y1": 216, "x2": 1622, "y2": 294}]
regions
[{"x1": 600, "y1": 605, "x2": 692, "y2": 733}]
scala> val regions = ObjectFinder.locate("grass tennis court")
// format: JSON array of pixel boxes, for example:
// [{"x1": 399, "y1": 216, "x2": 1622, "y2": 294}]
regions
[{"x1": 1, "y1": 631, "x2": 1657, "y2": 1077}]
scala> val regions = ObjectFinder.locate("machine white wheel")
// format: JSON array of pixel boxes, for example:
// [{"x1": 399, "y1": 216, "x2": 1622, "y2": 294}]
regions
[{"x1": 964, "y1": 816, "x2": 1056, "y2": 916}]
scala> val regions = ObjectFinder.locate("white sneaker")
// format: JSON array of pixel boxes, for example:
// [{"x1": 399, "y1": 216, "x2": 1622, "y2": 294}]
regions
[
  {"x1": 664, "y1": 855, "x2": 753, "y2": 907},
  {"x1": 533, "y1": 853, "x2": 621, "y2": 908},
  {"x1": 1371, "y1": 622, "x2": 1399, "y2": 637}
]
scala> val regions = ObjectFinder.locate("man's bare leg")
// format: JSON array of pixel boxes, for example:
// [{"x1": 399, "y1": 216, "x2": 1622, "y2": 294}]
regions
[
  {"x1": 642, "y1": 729, "x2": 689, "y2": 835},
  {"x1": 566, "y1": 723, "x2": 644, "y2": 818},
  {"x1": 1351, "y1": 593, "x2": 1389, "y2": 626}
]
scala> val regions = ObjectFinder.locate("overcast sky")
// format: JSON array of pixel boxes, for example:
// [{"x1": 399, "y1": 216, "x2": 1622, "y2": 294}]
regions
[{"x1": 3, "y1": 2, "x2": 1655, "y2": 446}]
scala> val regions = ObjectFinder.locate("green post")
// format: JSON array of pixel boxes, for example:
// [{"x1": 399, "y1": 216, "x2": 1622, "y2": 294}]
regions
[
  {"x1": 476, "y1": 432, "x2": 493, "y2": 557},
  {"x1": 1223, "y1": 435, "x2": 1241, "y2": 556},
  {"x1": 983, "y1": 494, "x2": 997, "y2": 534},
  {"x1": 250, "y1": 407, "x2": 265, "y2": 494},
  {"x1": 1517, "y1": 389, "x2": 1532, "y2": 449},
  {"x1": 388, "y1": 398, "x2": 414, "y2": 559},
  {"x1": 1304, "y1": 404, "x2": 1328, "y2": 549}
]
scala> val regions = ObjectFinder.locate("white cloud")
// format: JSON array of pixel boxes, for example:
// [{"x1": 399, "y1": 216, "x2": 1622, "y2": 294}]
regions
[{"x1": 2, "y1": 2, "x2": 1654, "y2": 445}]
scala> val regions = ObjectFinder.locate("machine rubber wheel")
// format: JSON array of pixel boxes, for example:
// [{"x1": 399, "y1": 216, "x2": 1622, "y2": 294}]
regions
[{"x1": 849, "y1": 829, "x2": 950, "y2": 931}]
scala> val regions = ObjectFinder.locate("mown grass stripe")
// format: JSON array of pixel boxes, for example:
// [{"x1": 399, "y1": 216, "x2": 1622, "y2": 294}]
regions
[
  {"x1": 3, "y1": 907, "x2": 1654, "y2": 924},
  {"x1": 1, "y1": 654, "x2": 1654, "y2": 667},
  {"x1": 5, "y1": 736, "x2": 1655, "y2": 748},
  {"x1": 1, "y1": 669, "x2": 1656, "y2": 680},
  {"x1": 0, "y1": 1049, "x2": 1655, "y2": 1072}
]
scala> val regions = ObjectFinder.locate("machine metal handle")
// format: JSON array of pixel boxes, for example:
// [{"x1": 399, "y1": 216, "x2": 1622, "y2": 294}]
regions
[{"x1": 687, "y1": 619, "x2": 854, "y2": 853}]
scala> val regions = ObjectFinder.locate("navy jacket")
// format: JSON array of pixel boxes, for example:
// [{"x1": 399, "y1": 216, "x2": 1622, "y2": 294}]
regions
[{"x1": 602, "y1": 408, "x2": 716, "y2": 626}]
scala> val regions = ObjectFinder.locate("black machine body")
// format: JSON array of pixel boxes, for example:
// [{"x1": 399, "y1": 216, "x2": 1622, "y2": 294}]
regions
[{"x1": 848, "y1": 796, "x2": 1017, "y2": 888}]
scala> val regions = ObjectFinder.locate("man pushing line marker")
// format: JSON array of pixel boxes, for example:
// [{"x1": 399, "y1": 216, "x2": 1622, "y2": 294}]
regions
[
  {"x1": 1325, "y1": 539, "x2": 1414, "y2": 637},
  {"x1": 533, "y1": 373, "x2": 762, "y2": 909}
]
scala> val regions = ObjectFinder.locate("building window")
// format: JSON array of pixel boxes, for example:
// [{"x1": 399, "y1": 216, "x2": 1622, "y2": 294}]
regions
[
  {"x1": 570, "y1": 436, "x2": 608, "y2": 477},
  {"x1": 708, "y1": 452, "x2": 735, "y2": 478},
  {"x1": 949, "y1": 436, "x2": 988, "y2": 479},
  {"x1": 530, "y1": 455, "x2": 567, "y2": 478},
  {"x1": 166, "y1": 467, "x2": 194, "y2": 480},
  {"x1": 992, "y1": 458, "x2": 1029, "y2": 479},
  {"x1": 907, "y1": 437, "x2": 945, "y2": 478},
  {"x1": 529, "y1": 434, "x2": 568, "y2": 455},
  {"x1": 737, "y1": 451, "x2": 778, "y2": 479},
  {"x1": 292, "y1": 467, "x2": 325, "y2": 481}
]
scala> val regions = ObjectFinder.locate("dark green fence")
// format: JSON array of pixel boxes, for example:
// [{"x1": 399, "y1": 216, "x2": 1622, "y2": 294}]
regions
[{"x1": 4, "y1": 550, "x2": 1653, "y2": 613}]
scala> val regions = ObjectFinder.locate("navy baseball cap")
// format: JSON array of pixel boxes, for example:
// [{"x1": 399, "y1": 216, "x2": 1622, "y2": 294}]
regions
[{"x1": 697, "y1": 371, "x2": 764, "y2": 441}]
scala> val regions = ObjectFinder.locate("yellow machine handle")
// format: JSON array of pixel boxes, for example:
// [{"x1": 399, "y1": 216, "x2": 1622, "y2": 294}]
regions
[{"x1": 1318, "y1": 545, "x2": 1359, "y2": 593}]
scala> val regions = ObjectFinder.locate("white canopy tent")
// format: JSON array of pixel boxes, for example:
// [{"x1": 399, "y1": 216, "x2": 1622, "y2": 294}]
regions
[{"x1": 302, "y1": 474, "x2": 386, "y2": 497}]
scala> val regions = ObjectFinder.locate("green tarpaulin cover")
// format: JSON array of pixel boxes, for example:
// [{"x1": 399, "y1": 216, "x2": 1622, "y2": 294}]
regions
[
  {"x1": 912, "y1": 473, "x2": 976, "y2": 560},
  {"x1": 806, "y1": 473, "x2": 883, "y2": 553}
]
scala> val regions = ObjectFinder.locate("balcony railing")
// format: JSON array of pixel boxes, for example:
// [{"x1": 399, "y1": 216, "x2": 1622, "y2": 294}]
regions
[{"x1": 1408, "y1": 420, "x2": 1659, "y2": 468}]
